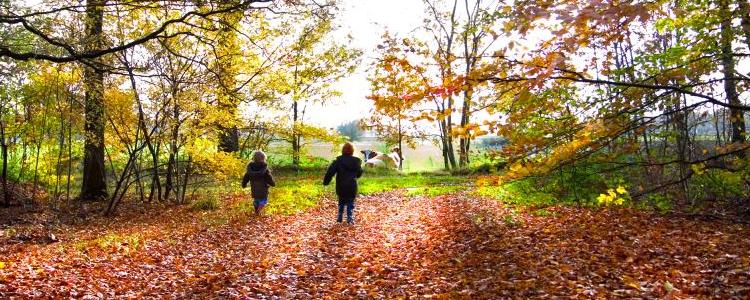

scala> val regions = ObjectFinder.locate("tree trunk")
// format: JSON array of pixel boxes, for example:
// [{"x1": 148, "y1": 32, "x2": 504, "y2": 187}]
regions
[
  {"x1": 445, "y1": 97, "x2": 458, "y2": 170},
  {"x1": 215, "y1": 7, "x2": 242, "y2": 153},
  {"x1": 459, "y1": 89, "x2": 471, "y2": 168},
  {"x1": 147, "y1": 140, "x2": 161, "y2": 203},
  {"x1": 446, "y1": 130, "x2": 457, "y2": 170},
  {"x1": 435, "y1": 117, "x2": 450, "y2": 170},
  {"x1": 179, "y1": 155, "x2": 192, "y2": 204},
  {"x1": 164, "y1": 124, "x2": 178, "y2": 201},
  {"x1": 397, "y1": 116, "x2": 403, "y2": 170},
  {"x1": 292, "y1": 100, "x2": 300, "y2": 168},
  {"x1": 165, "y1": 151, "x2": 175, "y2": 201},
  {"x1": 53, "y1": 108, "x2": 65, "y2": 202},
  {"x1": 218, "y1": 126, "x2": 239, "y2": 152},
  {"x1": 0, "y1": 119, "x2": 9, "y2": 206},
  {"x1": 79, "y1": 0, "x2": 108, "y2": 201},
  {"x1": 720, "y1": 0, "x2": 747, "y2": 147}
]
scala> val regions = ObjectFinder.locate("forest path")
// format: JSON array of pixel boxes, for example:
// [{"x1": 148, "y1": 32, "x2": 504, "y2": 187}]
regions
[{"x1": 2, "y1": 190, "x2": 750, "y2": 298}]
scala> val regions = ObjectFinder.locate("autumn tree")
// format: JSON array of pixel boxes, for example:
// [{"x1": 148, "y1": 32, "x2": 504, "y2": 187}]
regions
[
  {"x1": 276, "y1": 16, "x2": 361, "y2": 168},
  {"x1": 0, "y1": 0, "x2": 333, "y2": 213},
  {"x1": 367, "y1": 1, "x2": 506, "y2": 170},
  {"x1": 213, "y1": 3, "x2": 244, "y2": 153},
  {"x1": 422, "y1": 0, "x2": 504, "y2": 168},
  {"x1": 79, "y1": 0, "x2": 107, "y2": 201},
  {"x1": 367, "y1": 34, "x2": 434, "y2": 170},
  {"x1": 479, "y1": 0, "x2": 750, "y2": 203}
]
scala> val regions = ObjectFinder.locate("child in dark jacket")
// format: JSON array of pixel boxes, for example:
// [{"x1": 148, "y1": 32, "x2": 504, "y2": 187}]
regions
[
  {"x1": 323, "y1": 142, "x2": 363, "y2": 224},
  {"x1": 242, "y1": 150, "x2": 276, "y2": 216}
]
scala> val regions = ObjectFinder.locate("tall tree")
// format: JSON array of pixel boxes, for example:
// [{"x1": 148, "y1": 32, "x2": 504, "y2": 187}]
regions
[
  {"x1": 79, "y1": 0, "x2": 107, "y2": 201},
  {"x1": 215, "y1": 5, "x2": 244, "y2": 153},
  {"x1": 456, "y1": 0, "x2": 502, "y2": 167},
  {"x1": 719, "y1": 0, "x2": 746, "y2": 146},
  {"x1": 280, "y1": 17, "x2": 360, "y2": 167}
]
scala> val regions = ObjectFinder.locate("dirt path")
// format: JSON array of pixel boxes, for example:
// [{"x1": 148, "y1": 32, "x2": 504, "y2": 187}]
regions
[{"x1": 2, "y1": 191, "x2": 750, "y2": 298}]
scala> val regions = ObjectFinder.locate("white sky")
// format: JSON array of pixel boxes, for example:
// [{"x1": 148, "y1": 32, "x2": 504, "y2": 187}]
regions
[{"x1": 304, "y1": 0, "x2": 427, "y2": 129}]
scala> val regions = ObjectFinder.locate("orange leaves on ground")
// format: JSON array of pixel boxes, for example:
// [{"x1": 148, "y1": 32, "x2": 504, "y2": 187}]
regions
[{"x1": 1, "y1": 191, "x2": 750, "y2": 298}]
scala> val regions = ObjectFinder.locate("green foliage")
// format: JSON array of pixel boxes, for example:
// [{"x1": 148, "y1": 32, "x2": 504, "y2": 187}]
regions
[
  {"x1": 468, "y1": 152, "x2": 507, "y2": 174},
  {"x1": 190, "y1": 194, "x2": 220, "y2": 211},
  {"x1": 474, "y1": 179, "x2": 557, "y2": 207},
  {"x1": 358, "y1": 173, "x2": 466, "y2": 195},
  {"x1": 530, "y1": 208, "x2": 556, "y2": 217},
  {"x1": 265, "y1": 181, "x2": 328, "y2": 215},
  {"x1": 267, "y1": 152, "x2": 330, "y2": 172},
  {"x1": 638, "y1": 193, "x2": 673, "y2": 213},
  {"x1": 543, "y1": 164, "x2": 610, "y2": 204},
  {"x1": 690, "y1": 169, "x2": 750, "y2": 202}
]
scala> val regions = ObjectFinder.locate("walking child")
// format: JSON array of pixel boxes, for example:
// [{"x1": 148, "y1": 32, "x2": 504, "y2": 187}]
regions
[
  {"x1": 323, "y1": 142, "x2": 363, "y2": 224},
  {"x1": 242, "y1": 150, "x2": 276, "y2": 216}
]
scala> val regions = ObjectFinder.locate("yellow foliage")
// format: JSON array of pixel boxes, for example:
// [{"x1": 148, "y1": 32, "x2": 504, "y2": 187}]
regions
[
  {"x1": 597, "y1": 185, "x2": 629, "y2": 206},
  {"x1": 185, "y1": 138, "x2": 245, "y2": 181},
  {"x1": 690, "y1": 163, "x2": 706, "y2": 175}
]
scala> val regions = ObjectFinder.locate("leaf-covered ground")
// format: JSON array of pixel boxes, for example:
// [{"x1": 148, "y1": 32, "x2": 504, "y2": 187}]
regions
[{"x1": 1, "y1": 190, "x2": 750, "y2": 298}]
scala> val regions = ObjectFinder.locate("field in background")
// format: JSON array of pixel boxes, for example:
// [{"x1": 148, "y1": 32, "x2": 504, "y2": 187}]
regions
[{"x1": 305, "y1": 141, "x2": 445, "y2": 172}]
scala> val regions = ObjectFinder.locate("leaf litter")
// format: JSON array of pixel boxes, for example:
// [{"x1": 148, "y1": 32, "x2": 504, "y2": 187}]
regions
[{"x1": 0, "y1": 190, "x2": 749, "y2": 298}]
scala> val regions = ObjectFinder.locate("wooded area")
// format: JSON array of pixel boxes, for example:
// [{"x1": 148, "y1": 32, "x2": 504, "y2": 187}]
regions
[{"x1": 1, "y1": 0, "x2": 750, "y2": 298}]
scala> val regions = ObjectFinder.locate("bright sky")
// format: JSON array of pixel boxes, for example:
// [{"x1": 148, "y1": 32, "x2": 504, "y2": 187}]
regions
[{"x1": 304, "y1": 0, "x2": 427, "y2": 129}]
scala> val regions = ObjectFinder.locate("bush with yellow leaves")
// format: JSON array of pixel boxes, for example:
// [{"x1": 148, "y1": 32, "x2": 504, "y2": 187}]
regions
[{"x1": 597, "y1": 185, "x2": 630, "y2": 206}]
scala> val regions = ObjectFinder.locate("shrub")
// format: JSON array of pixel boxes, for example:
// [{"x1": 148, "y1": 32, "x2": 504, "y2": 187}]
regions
[
  {"x1": 190, "y1": 194, "x2": 220, "y2": 210},
  {"x1": 474, "y1": 179, "x2": 557, "y2": 207}
]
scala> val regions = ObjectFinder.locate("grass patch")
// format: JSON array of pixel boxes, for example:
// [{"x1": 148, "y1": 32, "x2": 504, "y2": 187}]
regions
[
  {"x1": 474, "y1": 180, "x2": 557, "y2": 207},
  {"x1": 503, "y1": 209, "x2": 524, "y2": 227},
  {"x1": 635, "y1": 193, "x2": 673, "y2": 214},
  {"x1": 190, "y1": 195, "x2": 220, "y2": 211},
  {"x1": 530, "y1": 208, "x2": 557, "y2": 217},
  {"x1": 265, "y1": 183, "x2": 329, "y2": 215},
  {"x1": 359, "y1": 173, "x2": 466, "y2": 195},
  {"x1": 232, "y1": 177, "x2": 333, "y2": 215},
  {"x1": 194, "y1": 171, "x2": 475, "y2": 218},
  {"x1": 201, "y1": 213, "x2": 229, "y2": 227}
]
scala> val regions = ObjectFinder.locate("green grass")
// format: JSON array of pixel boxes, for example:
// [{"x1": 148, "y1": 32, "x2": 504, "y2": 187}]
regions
[
  {"x1": 530, "y1": 208, "x2": 557, "y2": 217},
  {"x1": 358, "y1": 172, "x2": 466, "y2": 195},
  {"x1": 224, "y1": 171, "x2": 469, "y2": 216},
  {"x1": 474, "y1": 180, "x2": 557, "y2": 207},
  {"x1": 190, "y1": 195, "x2": 220, "y2": 210},
  {"x1": 264, "y1": 181, "x2": 329, "y2": 215}
]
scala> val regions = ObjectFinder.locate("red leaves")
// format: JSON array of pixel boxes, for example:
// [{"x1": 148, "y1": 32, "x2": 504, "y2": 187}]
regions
[{"x1": 1, "y1": 191, "x2": 749, "y2": 297}]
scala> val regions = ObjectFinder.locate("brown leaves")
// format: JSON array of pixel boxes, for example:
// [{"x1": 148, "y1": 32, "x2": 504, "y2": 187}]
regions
[{"x1": 1, "y1": 190, "x2": 750, "y2": 298}]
